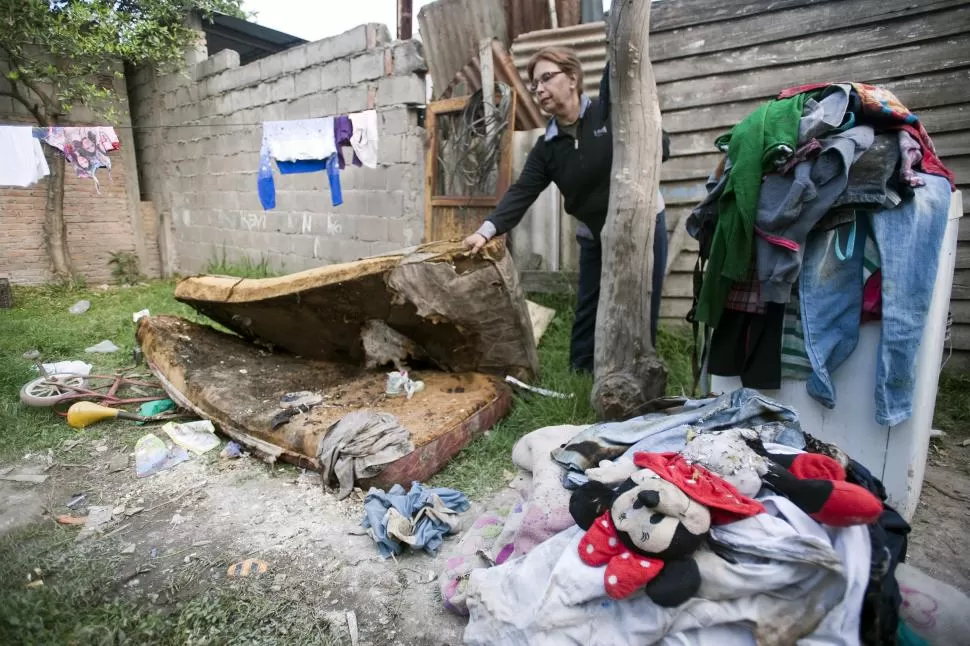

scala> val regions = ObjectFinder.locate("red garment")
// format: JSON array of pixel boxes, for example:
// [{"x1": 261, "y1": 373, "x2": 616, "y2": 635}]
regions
[
  {"x1": 776, "y1": 82, "x2": 956, "y2": 189},
  {"x1": 632, "y1": 453, "x2": 766, "y2": 525},
  {"x1": 862, "y1": 270, "x2": 882, "y2": 323}
]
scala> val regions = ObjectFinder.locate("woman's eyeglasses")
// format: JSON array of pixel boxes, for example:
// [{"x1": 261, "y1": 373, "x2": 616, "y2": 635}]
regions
[{"x1": 529, "y1": 70, "x2": 564, "y2": 93}]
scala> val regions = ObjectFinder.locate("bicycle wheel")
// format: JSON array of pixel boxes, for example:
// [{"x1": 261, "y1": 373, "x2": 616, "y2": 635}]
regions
[{"x1": 20, "y1": 375, "x2": 87, "y2": 407}]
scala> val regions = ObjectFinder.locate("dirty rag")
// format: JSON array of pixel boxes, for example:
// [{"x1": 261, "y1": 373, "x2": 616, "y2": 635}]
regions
[
  {"x1": 361, "y1": 481, "x2": 469, "y2": 558},
  {"x1": 0, "y1": 126, "x2": 49, "y2": 187},
  {"x1": 316, "y1": 410, "x2": 414, "y2": 499},
  {"x1": 440, "y1": 424, "x2": 584, "y2": 615}
]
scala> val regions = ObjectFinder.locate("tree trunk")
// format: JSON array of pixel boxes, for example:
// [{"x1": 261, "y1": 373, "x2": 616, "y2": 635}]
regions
[
  {"x1": 43, "y1": 152, "x2": 73, "y2": 280},
  {"x1": 591, "y1": 0, "x2": 668, "y2": 421}
]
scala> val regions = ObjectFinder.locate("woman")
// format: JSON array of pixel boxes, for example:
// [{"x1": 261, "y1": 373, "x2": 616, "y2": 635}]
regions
[{"x1": 463, "y1": 47, "x2": 668, "y2": 374}]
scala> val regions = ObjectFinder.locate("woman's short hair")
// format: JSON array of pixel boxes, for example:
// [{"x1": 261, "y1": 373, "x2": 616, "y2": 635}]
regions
[{"x1": 526, "y1": 46, "x2": 583, "y2": 95}]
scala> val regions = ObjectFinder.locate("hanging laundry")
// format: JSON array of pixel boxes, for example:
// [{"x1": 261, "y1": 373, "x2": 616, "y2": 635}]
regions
[
  {"x1": 262, "y1": 117, "x2": 336, "y2": 161},
  {"x1": 333, "y1": 114, "x2": 362, "y2": 170},
  {"x1": 694, "y1": 93, "x2": 811, "y2": 327},
  {"x1": 258, "y1": 117, "x2": 343, "y2": 210},
  {"x1": 38, "y1": 126, "x2": 118, "y2": 189},
  {"x1": 0, "y1": 126, "x2": 49, "y2": 187},
  {"x1": 349, "y1": 110, "x2": 379, "y2": 169}
]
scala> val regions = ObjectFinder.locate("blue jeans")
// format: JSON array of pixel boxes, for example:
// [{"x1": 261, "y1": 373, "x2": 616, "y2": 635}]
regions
[
  {"x1": 799, "y1": 173, "x2": 951, "y2": 425},
  {"x1": 571, "y1": 210, "x2": 667, "y2": 372}
]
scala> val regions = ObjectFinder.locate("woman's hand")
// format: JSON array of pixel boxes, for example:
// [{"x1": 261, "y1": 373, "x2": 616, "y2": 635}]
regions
[{"x1": 463, "y1": 233, "x2": 488, "y2": 254}]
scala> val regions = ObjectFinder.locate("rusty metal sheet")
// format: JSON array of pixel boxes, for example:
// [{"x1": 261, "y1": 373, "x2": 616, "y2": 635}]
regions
[
  {"x1": 418, "y1": 0, "x2": 509, "y2": 100},
  {"x1": 138, "y1": 315, "x2": 512, "y2": 489}
]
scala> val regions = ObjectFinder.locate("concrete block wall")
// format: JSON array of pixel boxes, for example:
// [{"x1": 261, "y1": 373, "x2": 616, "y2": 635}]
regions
[
  {"x1": 0, "y1": 70, "x2": 153, "y2": 285},
  {"x1": 128, "y1": 24, "x2": 429, "y2": 274}
]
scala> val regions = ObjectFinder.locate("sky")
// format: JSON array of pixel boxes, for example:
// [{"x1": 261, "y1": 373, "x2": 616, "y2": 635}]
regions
[{"x1": 242, "y1": 0, "x2": 612, "y2": 43}]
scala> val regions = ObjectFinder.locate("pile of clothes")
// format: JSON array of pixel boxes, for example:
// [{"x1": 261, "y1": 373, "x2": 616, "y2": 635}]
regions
[
  {"x1": 440, "y1": 389, "x2": 918, "y2": 645},
  {"x1": 686, "y1": 83, "x2": 956, "y2": 426},
  {"x1": 257, "y1": 110, "x2": 378, "y2": 210}
]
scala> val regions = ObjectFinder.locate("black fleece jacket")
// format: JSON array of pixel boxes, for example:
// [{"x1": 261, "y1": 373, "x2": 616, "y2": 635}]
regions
[{"x1": 485, "y1": 61, "x2": 669, "y2": 240}]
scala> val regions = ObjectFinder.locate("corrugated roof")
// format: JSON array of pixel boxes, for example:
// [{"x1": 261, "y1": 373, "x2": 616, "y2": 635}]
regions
[
  {"x1": 202, "y1": 12, "x2": 307, "y2": 66},
  {"x1": 511, "y1": 22, "x2": 607, "y2": 98}
]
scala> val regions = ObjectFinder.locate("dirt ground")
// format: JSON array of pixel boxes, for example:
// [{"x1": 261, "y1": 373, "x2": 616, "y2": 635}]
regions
[{"x1": 1, "y1": 431, "x2": 969, "y2": 645}]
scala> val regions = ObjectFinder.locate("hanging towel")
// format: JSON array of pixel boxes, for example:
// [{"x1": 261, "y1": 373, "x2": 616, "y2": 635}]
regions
[
  {"x1": 349, "y1": 110, "x2": 379, "y2": 169},
  {"x1": 38, "y1": 126, "x2": 118, "y2": 189},
  {"x1": 0, "y1": 126, "x2": 50, "y2": 187},
  {"x1": 262, "y1": 117, "x2": 336, "y2": 162}
]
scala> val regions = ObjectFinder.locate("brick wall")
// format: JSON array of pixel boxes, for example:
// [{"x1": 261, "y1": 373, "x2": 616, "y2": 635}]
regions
[
  {"x1": 128, "y1": 24, "x2": 429, "y2": 274},
  {"x1": 0, "y1": 73, "x2": 156, "y2": 285}
]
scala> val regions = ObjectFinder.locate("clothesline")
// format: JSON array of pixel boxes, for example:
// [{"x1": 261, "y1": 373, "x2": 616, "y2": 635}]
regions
[{"x1": 0, "y1": 122, "x2": 369, "y2": 130}]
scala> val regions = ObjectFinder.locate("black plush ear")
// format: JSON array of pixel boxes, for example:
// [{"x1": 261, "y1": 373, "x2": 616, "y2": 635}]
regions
[
  {"x1": 569, "y1": 480, "x2": 618, "y2": 530},
  {"x1": 644, "y1": 557, "x2": 701, "y2": 607}
]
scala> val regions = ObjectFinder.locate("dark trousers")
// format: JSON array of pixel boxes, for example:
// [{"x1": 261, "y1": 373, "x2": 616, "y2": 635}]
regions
[{"x1": 570, "y1": 210, "x2": 668, "y2": 373}]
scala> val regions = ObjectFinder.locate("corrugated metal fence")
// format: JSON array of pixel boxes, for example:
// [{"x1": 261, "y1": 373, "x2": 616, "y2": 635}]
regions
[{"x1": 508, "y1": 0, "x2": 970, "y2": 368}]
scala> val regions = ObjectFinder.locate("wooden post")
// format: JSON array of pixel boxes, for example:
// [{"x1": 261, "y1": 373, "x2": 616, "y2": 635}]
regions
[
  {"x1": 591, "y1": 0, "x2": 667, "y2": 421},
  {"x1": 479, "y1": 38, "x2": 498, "y2": 190},
  {"x1": 398, "y1": 0, "x2": 413, "y2": 40},
  {"x1": 547, "y1": 0, "x2": 559, "y2": 29}
]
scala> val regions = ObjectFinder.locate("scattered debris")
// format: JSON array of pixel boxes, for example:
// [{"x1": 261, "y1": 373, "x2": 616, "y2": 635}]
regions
[
  {"x1": 61, "y1": 439, "x2": 82, "y2": 452},
  {"x1": 170, "y1": 513, "x2": 185, "y2": 527},
  {"x1": 132, "y1": 309, "x2": 150, "y2": 322},
  {"x1": 25, "y1": 580, "x2": 44, "y2": 589},
  {"x1": 65, "y1": 493, "x2": 86, "y2": 509},
  {"x1": 226, "y1": 559, "x2": 269, "y2": 578},
  {"x1": 134, "y1": 433, "x2": 190, "y2": 477},
  {"x1": 162, "y1": 420, "x2": 220, "y2": 455},
  {"x1": 504, "y1": 375, "x2": 573, "y2": 399},
  {"x1": 961, "y1": 439, "x2": 970, "y2": 447},
  {"x1": 94, "y1": 444, "x2": 109, "y2": 453},
  {"x1": 526, "y1": 300, "x2": 556, "y2": 346},
  {"x1": 930, "y1": 429, "x2": 947, "y2": 439},
  {"x1": 220, "y1": 441, "x2": 243, "y2": 459},
  {"x1": 108, "y1": 454, "x2": 128, "y2": 473},
  {"x1": 137, "y1": 398, "x2": 176, "y2": 420},
  {"x1": 41, "y1": 360, "x2": 91, "y2": 376},
  {"x1": 68, "y1": 299, "x2": 91, "y2": 315},
  {"x1": 85, "y1": 339, "x2": 120, "y2": 353},
  {"x1": 76, "y1": 506, "x2": 113, "y2": 542},
  {"x1": 120, "y1": 543, "x2": 136, "y2": 555},
  {"x1": 56, "y1": 514, "x2": 88, "y2": 525},
  {"x1": 347, "y1": 610, "x2": 360, "y2": 646},
  {"x1": 280, "y1": 391, "x2": 323, "y2": 408},
  {"x1": 0, "y1": 473, "x2": 49, "y2": 484},
  {"x1": 22, "y1": 349, "x2": 41, "y2": 360},
  {"x1": 68, "y1": 401, "x2": 145, "y2": 428},
  {"x1": 112, "y1": 505, "x2": 126, "y2": 516},
  {"x1": 385, "y1": 370, "x2": 425, "y2": 400},
  {"x1": 150, "y1": 548, "x2": 158, "y2": 558},
  {"x1": 125, "y1": 506, "x2": 144, "y2": 517},
  {"x1": 271, "y1": 573, "x2": 287, "y2": 592}
]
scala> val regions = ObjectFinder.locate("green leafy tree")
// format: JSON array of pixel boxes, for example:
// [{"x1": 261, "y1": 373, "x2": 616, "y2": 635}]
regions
[{"x1": 0, "y1": 0, "x2": 244, "y2": 279}]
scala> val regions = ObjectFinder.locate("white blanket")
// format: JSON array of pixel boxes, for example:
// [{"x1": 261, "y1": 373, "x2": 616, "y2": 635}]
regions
[{"x1": 463, "y1": 494, "x2": 869, "y2": 646}]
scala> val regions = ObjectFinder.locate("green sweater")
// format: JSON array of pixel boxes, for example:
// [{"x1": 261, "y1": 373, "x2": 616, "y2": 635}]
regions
[{"x1": 695, "y1": 94, "x2": 810, "y2": 327}]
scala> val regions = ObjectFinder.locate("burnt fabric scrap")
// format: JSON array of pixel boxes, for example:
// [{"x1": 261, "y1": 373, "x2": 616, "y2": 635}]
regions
[
  {"x1": 316, "y1": 410, "x2": 414, "y2": 499},
  {"x1": 361, "y1": 482, "x2": 470, "y2": 558}
]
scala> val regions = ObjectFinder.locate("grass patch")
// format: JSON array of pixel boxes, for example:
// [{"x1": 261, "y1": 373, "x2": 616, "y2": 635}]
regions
[
  {"x1": 934, "y1": 372, "x2": 970, "y2": 440},
  {"x1": 428, "y1": 293, "x2": 694, "y2": 497},
  {"x1": 0, "y1": 524, "x2": 336, "y2": 645},
  {"x1": 203, "y1": 245, "x2": 280, "y2": 278},
  {"x1": 0, "y1": 282, "x2": 204, "y2": 461}
]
